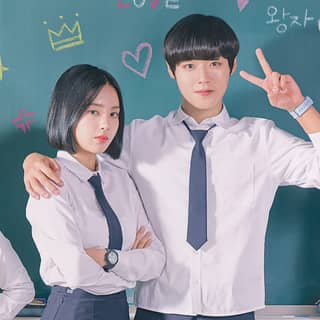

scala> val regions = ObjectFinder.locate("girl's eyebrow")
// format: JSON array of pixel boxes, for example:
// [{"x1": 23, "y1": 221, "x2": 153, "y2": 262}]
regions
[{"x1": 90, "y1": 103, "x2": 120, "y2": 109}]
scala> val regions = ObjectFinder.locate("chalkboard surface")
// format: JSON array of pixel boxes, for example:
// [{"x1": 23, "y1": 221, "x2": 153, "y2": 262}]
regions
[{"x1": 1, "y1": 0, "x2": 320, "y2": 304}]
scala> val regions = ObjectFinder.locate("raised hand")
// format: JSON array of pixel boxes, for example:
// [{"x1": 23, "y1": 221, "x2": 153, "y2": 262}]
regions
[{"x1": 240, "y1": 48, "x2": 304, "y2": 111}]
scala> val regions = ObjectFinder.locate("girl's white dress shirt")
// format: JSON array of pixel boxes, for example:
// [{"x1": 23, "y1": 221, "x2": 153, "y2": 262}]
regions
[{"x1": 26, "y1": 151, "x2": 165, "y2": 295}]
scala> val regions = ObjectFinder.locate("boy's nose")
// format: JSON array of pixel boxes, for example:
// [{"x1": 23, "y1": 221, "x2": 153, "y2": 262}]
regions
[{"x1": 198, "y1": 66, "x2": 211, "y2": 83}]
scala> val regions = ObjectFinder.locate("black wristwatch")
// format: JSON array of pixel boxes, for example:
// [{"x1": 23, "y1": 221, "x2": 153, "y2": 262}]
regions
[{"x1": 103, "y1": 249, "x2": 119, "y2": 272}]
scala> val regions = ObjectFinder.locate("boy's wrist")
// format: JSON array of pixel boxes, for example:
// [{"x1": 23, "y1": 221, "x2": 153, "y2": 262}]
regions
[{"x1": 289, "y1": 96, "x2": 313, "y2": 119}]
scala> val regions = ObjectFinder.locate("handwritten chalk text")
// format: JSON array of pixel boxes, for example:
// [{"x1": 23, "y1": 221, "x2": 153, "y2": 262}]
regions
[{"x1": 117, "y1": 0, "x2": 179, "y2": 10}]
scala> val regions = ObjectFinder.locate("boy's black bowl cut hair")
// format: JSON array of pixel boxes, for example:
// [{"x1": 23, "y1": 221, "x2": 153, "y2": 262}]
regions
[{"x1": 164, "y1": 14, "x2": 240, "y2": 73}]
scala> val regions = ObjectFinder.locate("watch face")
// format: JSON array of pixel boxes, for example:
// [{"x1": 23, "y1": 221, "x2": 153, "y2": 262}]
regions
[{"x1": 108, "y1": 251, "x2": 118, "y2": 264}]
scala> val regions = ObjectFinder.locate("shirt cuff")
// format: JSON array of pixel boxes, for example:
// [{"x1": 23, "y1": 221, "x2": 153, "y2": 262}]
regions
[
  {"x1": 308, "y1": 132, "x2": 320, "y2": 148},
  {"x1": 111, "y1": 250, "x2": 130, "y2": 276}
]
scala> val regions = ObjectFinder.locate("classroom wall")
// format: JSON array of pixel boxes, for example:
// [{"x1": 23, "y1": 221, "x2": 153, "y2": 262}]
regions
[{"x1": 0, "y1": 0, "x2": 320, "y2": 303}]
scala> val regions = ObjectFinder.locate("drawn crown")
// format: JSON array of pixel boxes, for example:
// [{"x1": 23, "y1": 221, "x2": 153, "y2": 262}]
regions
[{"x1": 48, "y1": 21, "x2": 84, "y2": 51}]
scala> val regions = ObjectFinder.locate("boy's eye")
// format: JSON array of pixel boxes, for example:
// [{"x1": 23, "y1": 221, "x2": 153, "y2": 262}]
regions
[
  {"x1": 183, "y1": 63, "x2": 194, "y2": 70},
  {"x1": 210, "y1": 61, "x2": 221, "y2": 67}
]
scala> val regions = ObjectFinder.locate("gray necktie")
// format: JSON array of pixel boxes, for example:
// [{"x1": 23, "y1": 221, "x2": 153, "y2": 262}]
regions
[
  {"x1": 184, "y1": 121, "x2": 215, "y2": 250},
  {"x1": 88, "y1": 173, "x2": 123, "y2": 250}
]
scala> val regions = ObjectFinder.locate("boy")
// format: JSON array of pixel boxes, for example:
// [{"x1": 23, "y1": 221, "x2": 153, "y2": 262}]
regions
[
  {"x1": 23, "y1": 14, "x2": 320, "y2": 319},
  {"x1": 0, "y1": 231, "x2": 35, "y2": 320}
]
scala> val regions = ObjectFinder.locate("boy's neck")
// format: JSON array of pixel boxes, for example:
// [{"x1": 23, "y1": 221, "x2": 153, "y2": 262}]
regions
[{"x1": 181, "y1": 103, "x2": 223, "y2": 124}]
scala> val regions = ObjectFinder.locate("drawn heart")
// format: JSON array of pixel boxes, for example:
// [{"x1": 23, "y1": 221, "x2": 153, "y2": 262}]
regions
[
  {"x1": 121, "y1": 42, "x2": 152, "y2": 79},
  {"x1": 237, "y1": 0, "x2": 249, "y2": 12}
]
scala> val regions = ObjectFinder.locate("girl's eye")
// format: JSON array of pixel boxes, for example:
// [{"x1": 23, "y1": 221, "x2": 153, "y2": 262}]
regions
[
  {"x1": 88, "y1": 110, "x2": 98, "y2": 115},
  {"x1": 110, "y1": 112, "x2": 120, "y2": 118}
]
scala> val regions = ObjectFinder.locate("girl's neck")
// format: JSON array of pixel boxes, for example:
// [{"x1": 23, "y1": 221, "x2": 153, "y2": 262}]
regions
[{"x1": 72, "y1": 152, "x2": 97, "y2": 172}]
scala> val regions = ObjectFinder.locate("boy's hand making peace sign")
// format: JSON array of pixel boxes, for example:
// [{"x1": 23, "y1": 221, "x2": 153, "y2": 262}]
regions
[{"x1": 240, "y1": 48, "x2": 305, "y2": 111}]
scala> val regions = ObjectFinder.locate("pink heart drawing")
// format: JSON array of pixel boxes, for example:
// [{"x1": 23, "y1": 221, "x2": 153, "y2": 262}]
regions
[
  {"x1": 122, "y1": 42, "x2": 152, "y2": 79},
  {"x1": 237, "y1": 0, "x2": 249, "y2": 12}
]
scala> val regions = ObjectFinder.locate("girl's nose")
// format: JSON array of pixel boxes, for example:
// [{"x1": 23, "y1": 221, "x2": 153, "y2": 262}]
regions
[{"x1": 100, "y1": 117, "x2": 109, "y2": 130}]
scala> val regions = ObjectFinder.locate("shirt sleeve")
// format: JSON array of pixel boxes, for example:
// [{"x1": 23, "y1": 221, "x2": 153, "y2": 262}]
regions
[
  {"x1": 0, "y1": 232, "x2": 35, "y2": 320},
  {"x1": 267, "y1": 120, "x2": 320, "y2": 187},
  {"x1": 26, "y1": 187, "x2": 134, "y2": 294},
  {"x1": 111, "y1": 179, "x2": 165, "y2": 282}
]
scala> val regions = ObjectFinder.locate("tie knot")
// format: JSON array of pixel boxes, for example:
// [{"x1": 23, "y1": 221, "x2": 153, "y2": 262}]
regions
[
  {"x1": 88, "y1": 173, "x2": 102, "y2": 190},
  {"x1": 190, "y1": 130, "x2": 208, "y2": 144}
]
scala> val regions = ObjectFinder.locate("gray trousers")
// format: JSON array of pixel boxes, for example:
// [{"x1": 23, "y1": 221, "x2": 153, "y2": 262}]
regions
[{"x1": 41, "y1": 286, "x2": 130, "y2": 320}]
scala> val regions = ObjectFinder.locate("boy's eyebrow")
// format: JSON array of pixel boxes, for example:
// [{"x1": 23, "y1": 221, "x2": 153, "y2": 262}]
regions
[{"x1": 178, "y1": 57, "x2": 223, "y2": 63}]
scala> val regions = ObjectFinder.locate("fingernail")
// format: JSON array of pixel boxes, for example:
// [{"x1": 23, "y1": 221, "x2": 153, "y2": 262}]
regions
[{"x1": 42, "y1": 193, "x2": 50, "y2": 198}]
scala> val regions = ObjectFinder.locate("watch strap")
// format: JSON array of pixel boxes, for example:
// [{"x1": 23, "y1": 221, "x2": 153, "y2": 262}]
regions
[{"x1": 289, "y1": 96, "x2": 313, "y2": 119}]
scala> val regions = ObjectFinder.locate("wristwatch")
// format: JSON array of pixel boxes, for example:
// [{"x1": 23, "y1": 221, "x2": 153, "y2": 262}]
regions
[
  {"x1": 103, "y1": 249, "x2": 119, "y2": 272},
  {"x1": 289, "y1": 96, "x2": 313, "y2": 119}
]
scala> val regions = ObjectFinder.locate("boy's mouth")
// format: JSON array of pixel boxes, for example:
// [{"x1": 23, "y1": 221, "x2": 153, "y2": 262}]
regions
[{"x1": 194, "y1": 90, "x2": 213, "y2": 96}]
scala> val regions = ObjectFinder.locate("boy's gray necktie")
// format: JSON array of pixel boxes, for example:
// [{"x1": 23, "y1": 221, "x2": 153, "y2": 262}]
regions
[{"x1": 183, "y1": 121, "x2": 215, "y2": 250}]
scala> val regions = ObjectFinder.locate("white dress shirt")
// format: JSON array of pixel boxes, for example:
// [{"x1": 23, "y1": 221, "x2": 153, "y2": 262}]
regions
[
  {"x1": 26, "y1": 151, "x2": 165, "y2": 295},
  {"x1": 0, "y1": 231, "x2": 35, "y2": 320},
  {"x1": 106, "y1": 106, "x2": 320, "y2": 316}
]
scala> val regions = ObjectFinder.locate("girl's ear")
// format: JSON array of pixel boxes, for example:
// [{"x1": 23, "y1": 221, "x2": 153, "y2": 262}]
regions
[{"x1": 166, "y1": 62, "x2": 175, "y2": 79}]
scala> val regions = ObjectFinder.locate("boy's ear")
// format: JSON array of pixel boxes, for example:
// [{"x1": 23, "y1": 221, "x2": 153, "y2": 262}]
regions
[
  {"x1": 231, "y1": 57, "x2": 238, "y2": 75},
  {"x1": 166, "y1": 62, "x2": 175, "y2": 79}
]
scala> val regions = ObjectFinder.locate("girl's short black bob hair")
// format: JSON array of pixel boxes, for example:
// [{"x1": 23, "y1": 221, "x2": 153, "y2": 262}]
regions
[
  {"x1": 46, "y1": 64, "x2": 124, "y2": 160},
  {"x1": 164, "y1": 14, "x2": 239, "y2": 74}
]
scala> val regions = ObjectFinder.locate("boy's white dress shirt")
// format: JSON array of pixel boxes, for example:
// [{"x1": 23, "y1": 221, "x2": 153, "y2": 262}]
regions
[
  {"x1": 107, "y1": 106, "x2": 320, "y2": 316},
  {"x1": 26, "y1": 151, "x2": 165, "y2": 295},
  {"x1": 0, "y1": 231, "x2": 35, "y2": 320}
]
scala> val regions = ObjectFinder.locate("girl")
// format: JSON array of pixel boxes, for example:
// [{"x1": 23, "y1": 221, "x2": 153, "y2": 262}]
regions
[{"x1": 26, "y1": 64, "x2": 165, "y2": 320}]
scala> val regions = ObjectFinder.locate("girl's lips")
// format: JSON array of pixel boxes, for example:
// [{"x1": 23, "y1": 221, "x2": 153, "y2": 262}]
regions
[{"x1": 95, "y1": 136, "x2": 108, "y2": 143}]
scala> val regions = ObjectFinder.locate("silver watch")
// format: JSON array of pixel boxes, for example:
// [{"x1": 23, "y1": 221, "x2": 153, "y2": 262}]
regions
[{"x1": 103, "y1": 249, "x2": 119, "y2": 272}]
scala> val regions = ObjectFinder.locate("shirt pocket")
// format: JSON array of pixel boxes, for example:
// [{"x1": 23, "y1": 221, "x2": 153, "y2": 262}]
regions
[{"x1": 210, "y1": 156, "x2": 255, "y2": 211}]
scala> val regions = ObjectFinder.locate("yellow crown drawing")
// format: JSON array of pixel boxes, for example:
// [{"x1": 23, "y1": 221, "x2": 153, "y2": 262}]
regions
[{"x1": 47, "y1": 19, "x2": 84, "y2": 51}]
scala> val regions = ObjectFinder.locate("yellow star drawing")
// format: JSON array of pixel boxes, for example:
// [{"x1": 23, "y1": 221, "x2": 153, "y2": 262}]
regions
[{"x1": 0, "y1": 56, "x2": 9, "y2": 80}]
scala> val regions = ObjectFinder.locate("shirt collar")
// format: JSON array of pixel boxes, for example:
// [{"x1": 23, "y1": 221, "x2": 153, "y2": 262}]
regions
[
  {"x1": 57, "y1": 150, "x2": 103, "y2": 182},
  {"x1": 171, "y1": 104, "x2": 234, "y2": 130}
]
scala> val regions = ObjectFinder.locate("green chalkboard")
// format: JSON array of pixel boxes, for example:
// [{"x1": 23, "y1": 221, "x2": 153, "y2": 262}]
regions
[{"x1": 1, "y1": 0, "x2": 320, "y2": 304}]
